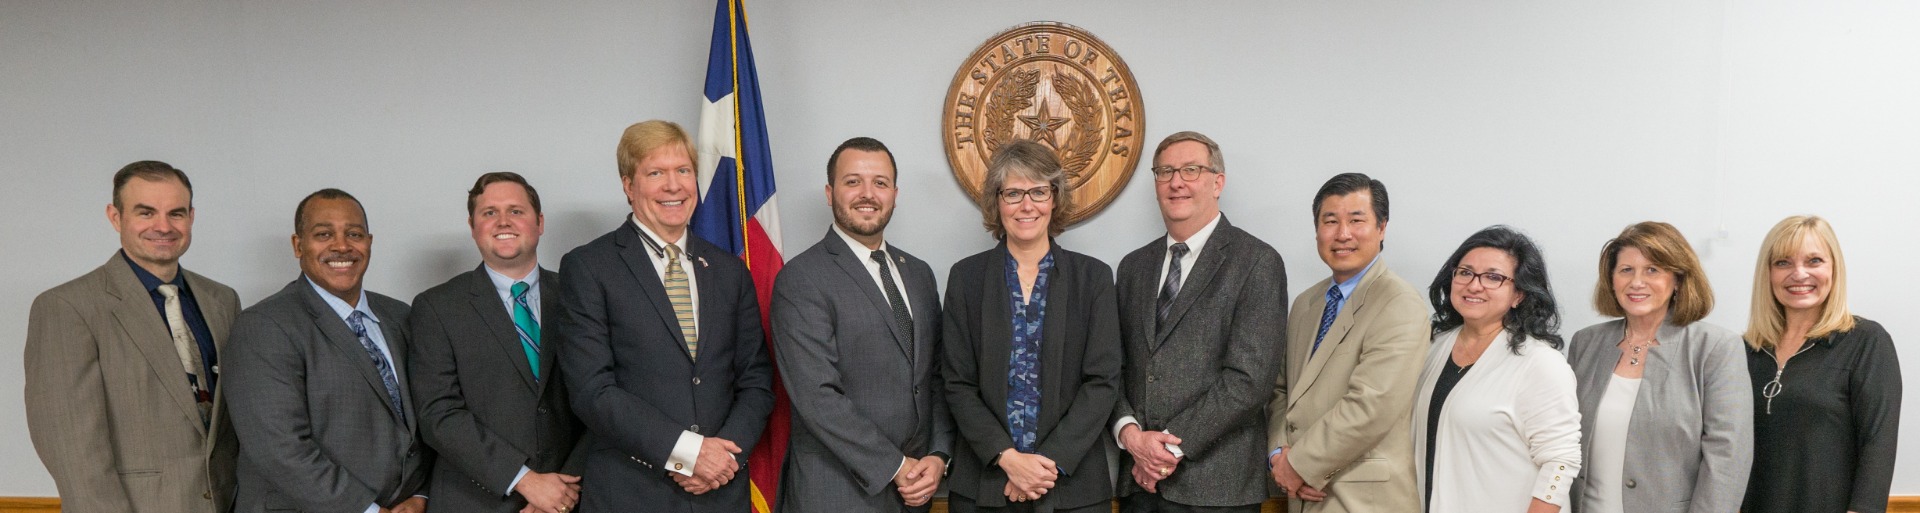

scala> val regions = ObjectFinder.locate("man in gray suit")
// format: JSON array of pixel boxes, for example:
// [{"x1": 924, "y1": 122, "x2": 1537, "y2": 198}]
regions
[
  {"x1": 410, "y1": 172, "x2": 584, "y2": 513},
  {"x1": 26, "y1": 161, "x2": 241, "y2": 513},
  {"x1": 771, "y1": 137, "x2": 953, "y2": 512},
  {"x1": 1113, "y1": 132, "x2": 1287, "y2": 512},
  {"x1": 226, "y1": 188, "x2": 431, "y2": 513}
]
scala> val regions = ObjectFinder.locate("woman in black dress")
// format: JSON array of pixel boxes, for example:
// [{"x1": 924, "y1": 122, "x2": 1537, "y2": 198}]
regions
[{"x1": 1743, "y1": 215, "x2": 1901, "y2": 513}]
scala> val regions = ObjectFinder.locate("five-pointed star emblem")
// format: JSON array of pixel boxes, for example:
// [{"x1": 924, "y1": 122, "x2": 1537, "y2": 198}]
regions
[{"x1": 1019, "y1": 103, "x2": 1068, "y2": 148}]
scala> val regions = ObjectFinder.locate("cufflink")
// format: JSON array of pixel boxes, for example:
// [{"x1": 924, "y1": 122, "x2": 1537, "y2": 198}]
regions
[{"x1": 674, "y1": 462, "x2": 684, "y2": 471}]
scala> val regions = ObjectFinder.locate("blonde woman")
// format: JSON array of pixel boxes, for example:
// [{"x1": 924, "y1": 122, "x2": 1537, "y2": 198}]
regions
[{"x1": 1742, "y1": 215, "x2": 1900, "y2": 513}]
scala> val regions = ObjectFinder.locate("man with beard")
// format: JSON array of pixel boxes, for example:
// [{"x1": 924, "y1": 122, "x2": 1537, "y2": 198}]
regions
[
  {"x1": 409, "y1": 172, "x2": 585, "y2": 513},
  {"x1": 226, "y1": 189, "x2": 432, "y2": 513},
  {"x1": 771, "y1": 136, "x2": 952, "y2": 511},
  {"x1": 557, "y1": 120, "x2": 773, "y2": 511}
]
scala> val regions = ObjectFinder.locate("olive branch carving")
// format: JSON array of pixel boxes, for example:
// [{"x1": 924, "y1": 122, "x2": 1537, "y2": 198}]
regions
[
  {"x1": 981, "y1": 66, "x2": 1041, "y2": 155},
  {"x1": 1051, "y1": 70, "x2": 1103, "y2": 182}
]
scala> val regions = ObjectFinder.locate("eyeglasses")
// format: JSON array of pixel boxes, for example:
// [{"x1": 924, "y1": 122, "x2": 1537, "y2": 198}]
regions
[
  {"x1": 998, "y1": 185, "x2": 1056, "y2": 204},
  {"x1": 1149, "y1": 164, "x2": 1217, "y2": 182},
  {"x1": 1451, "y1": 267, "x2": 1511, "y2": 289}
]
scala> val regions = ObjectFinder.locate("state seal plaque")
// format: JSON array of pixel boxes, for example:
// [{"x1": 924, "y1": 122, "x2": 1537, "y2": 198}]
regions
[{"x1": 943, "y1": 22, "x2": 1144, "y2": 226}]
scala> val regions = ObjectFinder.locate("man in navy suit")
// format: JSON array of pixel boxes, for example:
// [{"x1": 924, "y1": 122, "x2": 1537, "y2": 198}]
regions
[{"x1": 557, "y1": 120, "x2": 774, "y2": 512}]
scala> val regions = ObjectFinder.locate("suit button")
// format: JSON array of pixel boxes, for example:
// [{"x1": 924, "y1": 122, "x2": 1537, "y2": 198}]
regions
[
  {"x1": 1147, "y1": 375, "x2": 1156, "y2": 383},
  {"x1": 203, "y1": 491, "x2": 212, "y2": 500},
  {"x1": 913, "y1": 386, "x2": 921, "y2": 394},
  {"x1": 537, "y1": 407, "x2": 550, "y2": 415},
  {"x1": 693, "y1": 377, "x2": 701, "y2": 385},
  {"x1": 1286, "y1": 422, "x2": 1297, "y2": 432},
  {"x1": 691, "y1": 424, "x2": 700, "y2": 433},
  {"x1": 1625, "y1": 479, "x2": 1636, "y2": 488}
]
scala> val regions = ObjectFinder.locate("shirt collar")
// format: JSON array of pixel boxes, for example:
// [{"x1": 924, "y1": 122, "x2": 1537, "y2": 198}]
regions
[
  {"x1": 484, "y1": 264, "x2": 539, "y2": 297},
  {"x1": 1333, "y1": 255, "x2": 1381, "y2": 299},
  {"x1": 1167, "y1": 212, "x2": 1223, "y2": 252},
  {"x1": 629, "y1": 214, "x2": 688, "y2": 254},
  {"x1": 833, "y1": 223, "x2": 888, "y2": 259},
  {"x1": 305, "y1": 275, "x2": 376, "y2": 324},
  {"x1": 120, "y1": 249, "x2": 184, "y2": 293}
]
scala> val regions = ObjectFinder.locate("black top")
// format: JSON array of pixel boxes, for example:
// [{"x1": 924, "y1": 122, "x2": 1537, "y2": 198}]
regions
[
  {"x1": 1425, "y1": 357, "x2": 1471, "y2": 513},
  {"x1": 1744, "y1": 316, "x2": 1901, "y2": 513}
]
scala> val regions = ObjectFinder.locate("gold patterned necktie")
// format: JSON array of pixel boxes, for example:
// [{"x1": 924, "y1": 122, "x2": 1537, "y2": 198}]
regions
[
  {"x1": 664, "y1": 243, "x2": 698, "y2": 360},
  {"x1": 155, "y1": 284, "x2": 210, "y2": 425}
]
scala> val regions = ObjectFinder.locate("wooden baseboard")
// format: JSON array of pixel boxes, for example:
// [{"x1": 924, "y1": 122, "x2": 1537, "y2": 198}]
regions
[{"x1": 0, "y1": 496, "x2": 1912, "y2": 512}]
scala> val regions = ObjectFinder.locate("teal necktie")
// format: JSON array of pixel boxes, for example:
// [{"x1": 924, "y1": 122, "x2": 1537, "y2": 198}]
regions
[{"x1": 511, "y1": 281, "x2": 542, "y2": 381}]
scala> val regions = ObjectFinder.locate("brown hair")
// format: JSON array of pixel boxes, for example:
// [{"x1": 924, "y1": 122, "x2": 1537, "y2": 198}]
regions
[
  {"x1": 978, "y1": 139, "x2": 1073, "y2": 238},
  {"x1": 112, "y1": 160, "x2": 193, "y2": 209},
  {"x1": 1745, "y1": 215, "x2": 1854, "y2": 350},
  {"x1": 616, "y1": 120, "x2": 693, "y2": 181},
  {"x1": 1151, "y1": 131, "x2": 1225, "y2": 174},
  {"x1": 1592, "y1": 221, "x2": 1714, "y2": 325},
  {"x1": 466, "y1": 172, "x2": 543, "y2": 216}
]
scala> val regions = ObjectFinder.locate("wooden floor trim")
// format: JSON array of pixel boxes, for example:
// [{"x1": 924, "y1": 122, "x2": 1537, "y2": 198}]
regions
[{"x1": 1, "y1": 495, "x2": 1915, "y2": 512}]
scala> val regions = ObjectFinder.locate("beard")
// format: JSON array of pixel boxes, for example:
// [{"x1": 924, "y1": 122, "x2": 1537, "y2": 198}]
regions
[{"x1": 832, "y1": 198, "x2": 893, "y2": 239}]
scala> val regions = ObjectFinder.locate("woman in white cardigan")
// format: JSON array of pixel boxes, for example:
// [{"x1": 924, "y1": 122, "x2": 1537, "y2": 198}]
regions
[{"x1": 1413, "y1": 226, "x2": 1582, "y2": 513}]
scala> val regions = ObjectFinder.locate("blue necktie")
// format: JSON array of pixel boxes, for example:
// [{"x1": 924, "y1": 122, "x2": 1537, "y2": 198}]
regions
[
  {"x1": 511, "y1": 281, "x2": 542, "y2": 381},
  {"x1": 1312, "y1": 285, "x2": 1344, "y2": 356},
  {"x1": 347, "y1": 311, "x2": 406, "y2": 422}
]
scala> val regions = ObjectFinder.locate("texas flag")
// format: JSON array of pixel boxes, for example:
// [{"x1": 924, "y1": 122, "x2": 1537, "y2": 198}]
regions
[{"x1": 688, "y1": 0, "x2": 788, "y2": 511}]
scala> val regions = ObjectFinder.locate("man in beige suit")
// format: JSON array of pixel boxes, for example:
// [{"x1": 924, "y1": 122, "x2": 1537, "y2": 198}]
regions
[
  {"x1": 1267, "y1": 173, "x2": 1428, "y2": 512},
  {"x1": 25, "y1": 161, "x2": 242, "y2": 513}
]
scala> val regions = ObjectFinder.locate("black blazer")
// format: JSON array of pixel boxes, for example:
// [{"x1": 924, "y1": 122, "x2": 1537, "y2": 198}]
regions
[
  {"x1": 409, "y1": 266, "x2": 586, "y2": 513},
  {"x1": 557, "y1": 220, "x2": 774, "y2": 512},
  {"x1": 942, "y1": 243, "x2": 1121, "y2": 511}
]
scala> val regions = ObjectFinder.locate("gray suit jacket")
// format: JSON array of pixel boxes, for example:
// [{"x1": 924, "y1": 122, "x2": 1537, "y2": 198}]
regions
[
  {"x1": 1565, "y1": 319, "x2": 1753, "y2": 513},
  {"x1": 25, "y1": 254, "x2": 240, "y2": 513},
  {"x1": 1112, "y1": 217, "x2": 1288, "y2": 507},
  {"x1": 771, "y1": 229, "x2": 953, "y2": 513},
  {"x1": 226, "y1": 278, "x2": 432, "y2": 513},
  {"x1": 410, "y1": 266, "x2": 585, "y2": 513}
]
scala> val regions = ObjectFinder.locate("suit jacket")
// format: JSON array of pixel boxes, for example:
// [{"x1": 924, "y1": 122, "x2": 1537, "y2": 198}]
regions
[
  {"x1": 410, "y1": 266, "x2": 587, "y2": 513},
  {"x1": 25, "y1": 254, "x2": 241, "y2": 513},
  {"x1": 941, "y1": 243, "x2": 1121, "y2": 511},
  {"x1": 226, "y1": 278, "x2": 432, "y2": 513},
  {"x1": 771, "y1": 229, "x2": 953, "y2": 513},
  {"x1": 1566, "y1": 319, "x2": 1752, "y2": 513},
  {"x1": 557, "y1": 221, "x2": 774, "y2": 512},
  {"x1": 1112, "y1": 217, "x2": 1287, "y2": 507},
  {"x1": 1266, "y1": 263, "x2": 1428, "y2": 513}
]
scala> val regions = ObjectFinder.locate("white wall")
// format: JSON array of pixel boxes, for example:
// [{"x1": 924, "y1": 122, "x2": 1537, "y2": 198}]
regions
[{"x1": 3, "y1": 0, "x2": 1915, "y2": 497}]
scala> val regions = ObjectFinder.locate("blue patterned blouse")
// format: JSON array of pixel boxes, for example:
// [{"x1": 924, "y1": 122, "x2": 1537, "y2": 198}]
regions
[{"x1": 1004, "y1": 249, "x2": 1054, "y2": 453}]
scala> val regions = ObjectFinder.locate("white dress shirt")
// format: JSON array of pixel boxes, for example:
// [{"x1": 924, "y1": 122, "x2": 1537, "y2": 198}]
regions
[
  {"x1": 631, "y1": 216, "x2": 709, "y2": 477},
  {"x1": 833, "y1": 224, "x2": 912, "y2": 317}
]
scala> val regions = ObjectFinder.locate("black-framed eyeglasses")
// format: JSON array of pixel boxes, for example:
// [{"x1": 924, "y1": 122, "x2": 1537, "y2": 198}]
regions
[
  {"x1": 1451, "y1": 267, "x2": 1511, "y2": 289},
  {"x1": 1149, "y1": 164, "x2": 1217, "y2": 182},
  {"x1": 998, "y1": 185, "x2": 1056, "y2": 204}
]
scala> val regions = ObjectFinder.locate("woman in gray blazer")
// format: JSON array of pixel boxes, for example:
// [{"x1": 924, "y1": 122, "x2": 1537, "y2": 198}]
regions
[{"x1": 1566, "y1": 222, "x2": 1752, "y2": 513}]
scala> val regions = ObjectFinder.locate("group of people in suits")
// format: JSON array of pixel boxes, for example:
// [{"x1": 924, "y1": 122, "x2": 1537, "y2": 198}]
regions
[{"x1": 23, "y1": 122, "x2": 1899, "y2": 513}]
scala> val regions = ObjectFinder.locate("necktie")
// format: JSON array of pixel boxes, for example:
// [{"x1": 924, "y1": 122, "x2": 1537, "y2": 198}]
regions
[
  {"x1": 871, "y1": 249, "x2": 914, "y2": 363},
  {"x1": 1312, "y1": 285, "x2": 1345, "y2": 356},
  {"x1": 155, "y1": 284, "x2": 210, "y2": 425},
  {"x1": 511, "y1": 281, "x2": 541, "y2": 381},
  {"x1": 347, "y1": 311, "x2": 405, "y2": 422},
  {"x1": 664, "y1": 243, "x2": 698, "y2": 360},
  {"x1": 1156, "y1": 242, "x2": 1191, "y2": 330}
]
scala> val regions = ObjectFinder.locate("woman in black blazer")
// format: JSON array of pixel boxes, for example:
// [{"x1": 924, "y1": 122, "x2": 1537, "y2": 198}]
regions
[{"x1": 942, "y1": 139, "x2": 1122, "y2": 513}]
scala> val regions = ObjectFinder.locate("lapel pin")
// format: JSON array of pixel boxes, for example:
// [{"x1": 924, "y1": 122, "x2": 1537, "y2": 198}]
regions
[
  {"x1": 896, "y1": 255, "x2": 905, "y2": 265},
  {"x1": 697, "y1": 256, "x2": 709, "y2": 268}
]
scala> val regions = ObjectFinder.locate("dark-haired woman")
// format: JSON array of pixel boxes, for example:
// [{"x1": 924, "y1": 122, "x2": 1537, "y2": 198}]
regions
[
  {"x1": 1412, "y1": 226, "x2": 1581, "y2": 513},
  {"x1": 1566, "y1": 222, "x2": 1751, "y2": 513}
]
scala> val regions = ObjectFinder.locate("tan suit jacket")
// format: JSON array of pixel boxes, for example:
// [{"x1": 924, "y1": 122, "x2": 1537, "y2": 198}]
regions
[
  {"x1": 1267, "y1": 263, "x2": 1428, "y2": 513},
  {"x1": 25, "y1": 254, "x2": 241, "y2": 513}
]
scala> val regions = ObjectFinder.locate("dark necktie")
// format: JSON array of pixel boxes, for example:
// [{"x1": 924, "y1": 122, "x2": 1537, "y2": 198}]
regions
[
  {"x1": 511, "y1": 281, "x2": 541, "y2": 381},
  {"x1": 347, "y1": 311, "x2": 406, "y2": 422},
  {"x1": 871, "y1": 249, "x2": 914, "y2": 363},
  {"x1": 1156, "y1": 242, "x2": 1191, "y2": 329},
  {"x1": 1312, "y1": 285, "x2": 1344, "y2": 356}
]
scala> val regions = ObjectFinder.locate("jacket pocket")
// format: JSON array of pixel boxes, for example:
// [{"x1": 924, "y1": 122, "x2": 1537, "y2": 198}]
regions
[{"x1": 1332, "y1": 457, "x2": 1393, "y2": 483}]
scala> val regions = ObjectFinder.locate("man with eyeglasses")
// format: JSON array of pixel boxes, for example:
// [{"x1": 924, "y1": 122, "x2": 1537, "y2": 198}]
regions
[
  {"x1": 1112, "y1": 131, "x2": 1287, "y2": 512},
  {"x1": 1265, "y1": 172, "x2": 1429, "y2": 513},
  {"x1": 555, "y1": 120, "x2": 774, "y2": 511},
  {"x1": 771, "y1": 136, "x2": 952, "y2": 511}
]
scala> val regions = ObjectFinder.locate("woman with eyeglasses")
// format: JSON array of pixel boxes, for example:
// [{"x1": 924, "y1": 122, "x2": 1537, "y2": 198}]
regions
[
  {"x1": 1564, "y1": 222, "x2": 1752, "y2": 513},
  {"x1": 1742, "y1": 215, "x2": 1900, "y2": 513},
  {"x1": 1412, "y1": 226, "x2": 1581, "y2": 513},
  {"x1": 942, "y1": 139, "x2": 1121, "y2": 512}
]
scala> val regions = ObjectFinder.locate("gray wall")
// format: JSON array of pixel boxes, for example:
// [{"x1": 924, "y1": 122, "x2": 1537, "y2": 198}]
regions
[{"x1": 3, "y1": 0, "x2": 1916, "y2": 496}]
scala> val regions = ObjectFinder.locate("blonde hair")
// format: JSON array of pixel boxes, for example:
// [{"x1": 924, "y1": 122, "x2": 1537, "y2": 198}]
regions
[
  {"x1": 1592, "y1": 221, "x2": 1714, "y2": 325},
  {"x1": 1744, "y1": 215, "x2": 1854, "y2": 350},
  {"x1": 616, "y1": 120, "x2": 693, "y2": 181}
]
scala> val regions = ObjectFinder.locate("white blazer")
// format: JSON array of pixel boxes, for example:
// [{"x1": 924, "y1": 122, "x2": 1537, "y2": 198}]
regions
[{"x1": 1412, "y1": 328, "x2": 1583, "y2": 513}]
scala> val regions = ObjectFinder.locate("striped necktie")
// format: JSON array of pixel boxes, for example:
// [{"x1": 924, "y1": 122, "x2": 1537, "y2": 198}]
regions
[
  {"x1": 665, "y1": 243, "x2": 698, "y2": 360},
  {"x1": 511, "y1": 281, "x2": 541, "y2": 381}
]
